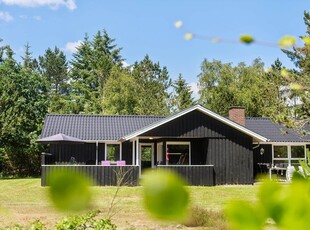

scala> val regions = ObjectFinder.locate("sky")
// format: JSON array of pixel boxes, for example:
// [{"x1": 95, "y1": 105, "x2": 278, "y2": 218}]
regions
[{"x1": 0, "y1": 0, "x2": 309, "y2": 95}]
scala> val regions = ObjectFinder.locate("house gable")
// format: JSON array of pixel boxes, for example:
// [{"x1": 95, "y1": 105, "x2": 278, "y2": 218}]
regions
[
  {"x1": 143, "y1": 110, "x2": 253, "y2": 140},
  {"x1": 121, "y1": 104, "x2": 268, "y2": 142}
]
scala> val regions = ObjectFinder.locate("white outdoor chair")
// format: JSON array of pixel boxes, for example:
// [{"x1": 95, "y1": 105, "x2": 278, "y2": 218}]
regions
[{"x1": 286, "y1": 166, "x2": 296, "y2": 182}]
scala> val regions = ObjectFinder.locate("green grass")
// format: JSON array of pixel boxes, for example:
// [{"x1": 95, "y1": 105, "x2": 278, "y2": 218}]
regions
[{"x1": 0, "y1": 179, "x2": 258, "y2": 229}]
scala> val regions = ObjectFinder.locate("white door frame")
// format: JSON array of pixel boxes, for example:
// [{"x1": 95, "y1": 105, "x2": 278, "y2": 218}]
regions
[{"x1": 139, "y1": 143, "x2": 154, "y2": 168}]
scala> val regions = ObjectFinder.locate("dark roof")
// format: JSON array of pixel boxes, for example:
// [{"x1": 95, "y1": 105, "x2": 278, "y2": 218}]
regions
[
  {"x1": 41, "y1": 114, "x2": 164, "y2": 141},
  {"x1": 245, "y1": 117, "x2": 309, "y2": 142},
  {"x1": 40, "y1": 111, "x2": 309, "y2": 143}
]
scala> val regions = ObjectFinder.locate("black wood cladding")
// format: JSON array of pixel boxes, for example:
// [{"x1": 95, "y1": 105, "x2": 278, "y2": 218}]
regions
[
  {"x1": 157, "y1": 165, "x2": 215, "y2": 186},
  {"x1": 41, "y1": 166, "x2": 139, "y2": 186}
]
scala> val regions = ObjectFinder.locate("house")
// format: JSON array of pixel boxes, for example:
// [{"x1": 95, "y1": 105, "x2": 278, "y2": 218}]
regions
[{"x1": 39, "y1": 104, "x2": 310, "y2": 186}]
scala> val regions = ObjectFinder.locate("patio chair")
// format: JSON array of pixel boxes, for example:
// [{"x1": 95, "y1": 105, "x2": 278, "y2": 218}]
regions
[
  {"x1": 116, "y1": 160, "x2": 126, "y2": 166},
  {"x1": 101, "y1": 160, "x2": 111, "y2": 166},
  {"x1": 286, "y1": 166, "x2": 295, "y2": 181}
]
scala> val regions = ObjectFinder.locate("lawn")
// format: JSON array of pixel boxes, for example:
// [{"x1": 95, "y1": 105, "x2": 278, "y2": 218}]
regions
[{"x1": 0, "y1": 179, "x2": 258, "y2": 229}]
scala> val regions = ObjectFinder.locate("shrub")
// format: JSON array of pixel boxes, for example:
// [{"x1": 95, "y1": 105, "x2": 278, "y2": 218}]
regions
[
  {"x1": 183, "y1": 206, "x2": 228, "y2": 229},
  {"x1": 29, "y1": 220, "x2": 47, "y2": 230},
  {"x1": 55, "y1": 210, "x2": 116, "y2": 230}
]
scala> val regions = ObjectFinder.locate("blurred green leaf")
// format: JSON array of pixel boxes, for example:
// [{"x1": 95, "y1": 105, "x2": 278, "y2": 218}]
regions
[
  {"x1": 211, "y1": 37, "x2": 221, "y2": 43},
  {"x1": 174, "y1": 21, "x2": 183, "y2": 28},
  {"x1": 278, "y1": 35, "x2": 296, "y2": 47},
  {"x1": 279, "y1": 180, "x2": 310, "y2": 229},
  {"x1": 225, "y1": 200, "x2": 265, "y2": 230},
  {"x1": 289, "y1": 83, "x2": 303, "y2": 90},
  {"x1": 184, "y1": 33, "x2": 193, "y2": 40},
  {"x1": 302, "y1": 36, "x2": 310, "y2": 45},
  {"x1": 141, "y1": 170, "x2": 189, "y2": 221},
  {"x1": 240, "y1": 34, "x2": 254, "y2": 44},
  {"x1": 280, "y1": 68, "x2": 289, "y2": 78},
  {"x1": 48, "y1": 170, "x2": 92, "y2": 212},
  {"x1": 258, "y1": 181, "x2": 285, "y2": 224},
  {"x1": 265, "y1": 67, "x2": 272, "y2": 73}
]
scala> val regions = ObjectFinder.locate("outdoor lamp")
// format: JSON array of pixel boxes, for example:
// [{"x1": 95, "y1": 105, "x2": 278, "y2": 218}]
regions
[{"x1": 260, "y1": 148, "x2": 265, "y2": 155}]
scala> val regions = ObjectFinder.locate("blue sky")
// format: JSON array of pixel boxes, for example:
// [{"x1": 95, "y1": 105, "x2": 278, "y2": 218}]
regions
[{"x1": 0, "y1": 0, "x2": 309, "y2": 93}]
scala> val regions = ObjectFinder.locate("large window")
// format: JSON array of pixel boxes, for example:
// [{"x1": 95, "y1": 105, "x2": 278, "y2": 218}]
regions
[
  {"x1": 273, "y1": 145, "x2": 306, "y2": 166},
  {"x1": 166, "y1": 142, "x2": 190, "y2": 165}
]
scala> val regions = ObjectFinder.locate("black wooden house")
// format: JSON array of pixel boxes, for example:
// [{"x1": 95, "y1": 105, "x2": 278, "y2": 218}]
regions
[{"x1": 40, "y1": 104, "x2": 309, "y2": 186}]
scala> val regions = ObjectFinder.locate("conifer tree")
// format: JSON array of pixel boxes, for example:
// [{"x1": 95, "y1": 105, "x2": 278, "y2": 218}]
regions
[
  {"x1": 281, "y1": 10, "x2": 310, "y2": 127},
  {"x1": 39, "y1": 47, "x2": 70, "y2": 113},
  {"x1": 131, "y1": 55, "x2": 172, "y2": 115},
  {"x1": 171, "y1": 74, "x2": 195, "y2": 112},
  {"x1": 70, "y1": 30, "x2": 123, "y2": 114}
]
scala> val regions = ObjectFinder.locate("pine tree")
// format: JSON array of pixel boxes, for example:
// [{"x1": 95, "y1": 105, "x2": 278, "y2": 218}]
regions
[
  {"x1": 281, "y1": 11, "x2": 310, "y2": 127},
  {"x1": 131, "y1": 55, "x2": 172, "y2": 115},
  {"x1": 39, "y1": 46, "x2": 70, "y2": 113},
  {"x1": 70, "y1": 30, "x2": 123, "y2": 114},
  {"x1": 21, "y1": 43, "x2": 38, "y2": 71},
  {"x1": 171, "y1": 74, "x2": 195, "y2": 112}
]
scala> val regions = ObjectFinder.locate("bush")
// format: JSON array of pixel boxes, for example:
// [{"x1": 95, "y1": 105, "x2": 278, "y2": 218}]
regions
[
  {"x1": 183, "y1": 206, "x2": 228, "y2": 229},
  {"x1": 1, "y1": 211, "x2": 116, "y2": 230},
  {"x1": 29, "y1": 220, "x2": 47, "y2": 230},
  {"x1": 56, "y1": 210, "x2": 116, "y2": 230}
]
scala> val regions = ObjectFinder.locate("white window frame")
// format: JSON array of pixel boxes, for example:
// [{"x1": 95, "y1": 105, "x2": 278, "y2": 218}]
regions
[
  {"x1": 105, "y1": 142, "x2": 122, "y2": 161},
  {"x1": 166, "y1": 141, "x2": 191, "y2": 165},
  {"x1": 272, "y1": 144, "x2": 306, "y2": 166}
]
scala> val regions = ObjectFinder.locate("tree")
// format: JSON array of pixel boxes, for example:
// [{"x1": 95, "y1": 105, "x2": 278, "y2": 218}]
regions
[
  {"x1": 70, "y1": 30, "x2": 123, "y2": 114},
  {"x1": 171, "y1": 74, "x2": 195, "y2": 112},
  {"x1": 102, "y1": 67, "x2": 137, "y2": 115},
  {"x1": 39, "y1": 46, "x2": 70, "y2": 113},
  {"x1": 198, "y1": 59, "x2": 239, "y2": 116},
  {"x1": 197, "y1": 58, "x2": 288, "y2": 117},
  {"x1": 0, "y1": 44, "x2": 49, "y2": 177},
  {"x1": 131, "y1": 55, "x2": 172, "y2": 115},
  {"x1": 281, "y1": 10, "x2": 310, "y2": 128},
  {"x1": 21, "y1": 43, "x2": 39, "y2": 71}
]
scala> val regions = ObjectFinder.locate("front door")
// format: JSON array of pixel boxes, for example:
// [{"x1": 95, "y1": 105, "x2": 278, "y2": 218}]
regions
[{"x1": 140, "y1": 144, "x2": 154, "y2": 172}]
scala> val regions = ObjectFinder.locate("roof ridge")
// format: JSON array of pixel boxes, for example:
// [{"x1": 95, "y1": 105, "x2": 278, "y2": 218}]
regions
[{"x1": 46, "y1": 114, "x2": 166, "y2": 118}]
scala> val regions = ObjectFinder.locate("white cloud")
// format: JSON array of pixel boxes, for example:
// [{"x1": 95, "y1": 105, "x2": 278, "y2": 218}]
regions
[
  {"x1": 0, "y1": 11, "x2": 13, "y2": 22},
  {"x1": 122, "y1": 61, "x2": 130, "y2": 68},
  {"x1": 63, "y1": 40, "x2": 82, "y2": 53},
  {"x1": 189, "y1": 82, "x2": 199, "y2": 99},
  {"x1": 32, "y1": 15, "x2": 41, "y2": 20},
  {"x1": 0, "y1": 0, "x2": 77, "y2": 10},
  {"x1": 19, "y1": 14, "x2": 28, "y2": 19}
]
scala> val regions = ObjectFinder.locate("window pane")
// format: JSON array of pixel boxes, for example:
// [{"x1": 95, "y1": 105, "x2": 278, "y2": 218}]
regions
[
  {"x1": 107, "y1": 144, "x2": 120, "y2": 161},
  {"x1": 291, "y1": 146, "x2": 305, "y2": 158},
  {"x1": 167, "y1": 144, "x2": 189, "y2": 165},
  {"x1": 274, "y1": 146, "x2": 288, "y2": 158}
]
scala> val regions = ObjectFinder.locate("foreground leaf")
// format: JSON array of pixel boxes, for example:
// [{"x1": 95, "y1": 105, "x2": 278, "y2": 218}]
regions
[
  {"x1": 48, "y1": 170, "x2": 92, "y2": 212},
  {"x1": 240, "y1": 34, "x2": 254, "y2": 44},
  {"x1": 225, "y1": 200, "x2": 265, "y2": 230},
  {"x1": 278, "y1": 35, "x2": 296, "y2": 47},
  {"x1": 141, "y1": 170, "x2": 189, "y2": 221}
]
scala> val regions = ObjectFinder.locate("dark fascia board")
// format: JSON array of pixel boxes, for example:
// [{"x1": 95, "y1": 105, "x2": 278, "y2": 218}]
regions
[{"x1": 120, "y1": 104, "x2": 269, "y2": 142}]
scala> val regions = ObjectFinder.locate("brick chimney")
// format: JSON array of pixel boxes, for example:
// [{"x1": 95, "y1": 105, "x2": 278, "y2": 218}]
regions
[{"x1": 229, "y1": 106, "x2": 245, "y2": 126}]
